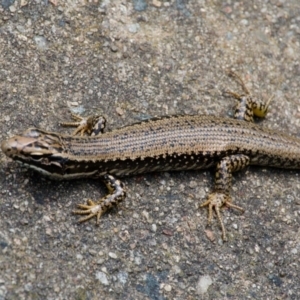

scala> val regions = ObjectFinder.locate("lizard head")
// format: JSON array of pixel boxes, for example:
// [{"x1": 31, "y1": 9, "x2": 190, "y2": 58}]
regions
[{"x1": 1, "y1": 128, "x2": 67, "y2": 178}]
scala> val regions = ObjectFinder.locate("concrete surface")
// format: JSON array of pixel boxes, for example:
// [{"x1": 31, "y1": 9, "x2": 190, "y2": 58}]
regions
[{"x1": 0, "y1": 0, "x2": 300, "y2": 299}]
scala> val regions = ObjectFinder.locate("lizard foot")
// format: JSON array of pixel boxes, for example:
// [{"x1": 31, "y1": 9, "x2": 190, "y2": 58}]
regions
[
  {"x1": 60, "y1": 113, "x2": 106, "y2": 136},
  {"x1": 200, "y1": 192, "x2": 244, "y2": 241},
  {"x1": 73, "y1": 174, "x2": 126, "y2": 224}
]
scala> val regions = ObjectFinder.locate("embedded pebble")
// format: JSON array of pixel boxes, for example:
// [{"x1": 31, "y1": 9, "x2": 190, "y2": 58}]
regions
[
  {"x1": 196, "y1": 275, "x2": 213, "y2": 294},
  {"x1": 133, "y1": 0, "x2": 147, "y2": 11},
  {"x1": 95, "y1": 271, "x2": 109, "y2": 285},
  {"x1": 108, "y1": 252, "x2": 118, "y2": 259},
  {"x1": 33, "y1": 36, "x2": 48, "y2": 50},
  {"x1": 127, "y1": 23, "x2": 140, "y2": 33},
  {"x1": 152, "y1": 0, "x2": 161, "y2": 8}
]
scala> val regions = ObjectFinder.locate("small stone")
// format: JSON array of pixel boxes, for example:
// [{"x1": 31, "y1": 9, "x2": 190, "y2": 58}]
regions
[
  {"x1": 67, "y1": 101, "x2": 79, "y2": 106},
  {"x1": 285, "y1": 46, "x2": 294, "y2": 58},
  {"x1": 9, "y1": 5, "x2": 16, "y2": 12},
  {"x1": 97, "y1": 258, "x2": 105, "y2": 264},
  {"x1": 17, "y1": 34, "x2": 27, "y2": 41},
  {"x1": 117, "y1": 271, "x2": 128, "y2": 285},
  {"x1": 20, "y1": 0, "x2": 28, "y2": 7},
  {"x1": 291, "y1": 248, "x2": 298, "y2": 255},
  {"x1": 152, "y1": 0, "x2": 161, "y2": 7},
  {"x1": 142, "y1": 210, "x2": 149, "y2": 221},
  {"x1": 89, "y1": 249, "x2": 97, "y2": 256},
  {"x1": 189, "y1": 180, "x2": 197, "y2": 188},
  {"x1": 20, "y1": 218, "x2": 29, "y2": 225},
  {"x1": 109, "y1": 252, "x2": 118, "y2": 259},
  {"x1": 95, "y1": 271, "x2": 109, "y2": 285},
  {"x1": 149, "y1": 238, "x2": 157, "y2": 246},
  {"x1": 110, "y1": 43, "x2": 118, "y2": 52},
  {"x1": 127, "y1": 23, "x2": 140, "y2": 34},
  {"x1": 76, "y1": 254, "x2": 83, "y2": 260},
  {"x1": 196, "y1": 275, "x2": 213, "y2": 294},
  {"x1": 240, "y1": 19, "x2": 248, "y2": 26},
  {"x1": 49, "y1": 0, "x2": 58, "y2": 5},
  {"x1": 54, "y1": 285, "x2": 60, "y2": 292},
  {"x1": 173, "y1": 265, "x2": 182, "y2": 274},
  {"x1": 151, "y1": 224, "x2": 157, "y2": 232},
  {"x1": 205, "y1": 229, "x2": 215, "y2": 242},
  {"x1": 133, "y1": 0, "x2": 147, "y2": 11},
  {"x1": 33, "y1": 36, "x2": 48, "y2": 50},
  {"x1": 223, "y1": 6, "x2": 232, "y2": 14},
  {"x1": 116, "y1": 107, "x2": 124, "y2": 115},
  {"x1": 24, "y1": 283, "x2": 33, "y2": 292}
]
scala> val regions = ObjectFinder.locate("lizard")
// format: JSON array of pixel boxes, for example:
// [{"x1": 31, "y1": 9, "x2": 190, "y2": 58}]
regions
[{"x1": 2, "y1": 72, "x2": 299, "y2": 241}]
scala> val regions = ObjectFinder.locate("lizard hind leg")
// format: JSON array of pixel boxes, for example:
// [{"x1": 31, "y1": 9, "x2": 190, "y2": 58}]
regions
[
  {"x1": 200, "y1": 154, "x2": 250, "y2": 241},
  {"x1": 73, "y1": 174, "x2": 126, "y2": 224}
]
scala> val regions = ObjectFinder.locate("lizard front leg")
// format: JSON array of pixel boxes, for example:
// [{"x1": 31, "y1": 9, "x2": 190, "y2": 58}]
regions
[
  {"x1": 60, "y1": 113, "x2": 106, "y2": 136},
  {"x1": 60, "y1": 114, "x2": 126, "y2": 223},
  {"x1": 73, "y1": 174, "x2": 126, "y2": 223}
]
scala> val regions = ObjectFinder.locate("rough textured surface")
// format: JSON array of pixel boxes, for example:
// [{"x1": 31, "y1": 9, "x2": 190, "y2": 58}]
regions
[{"x1": 0, "y1": 1, "x2": 300, "y2": 299}]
